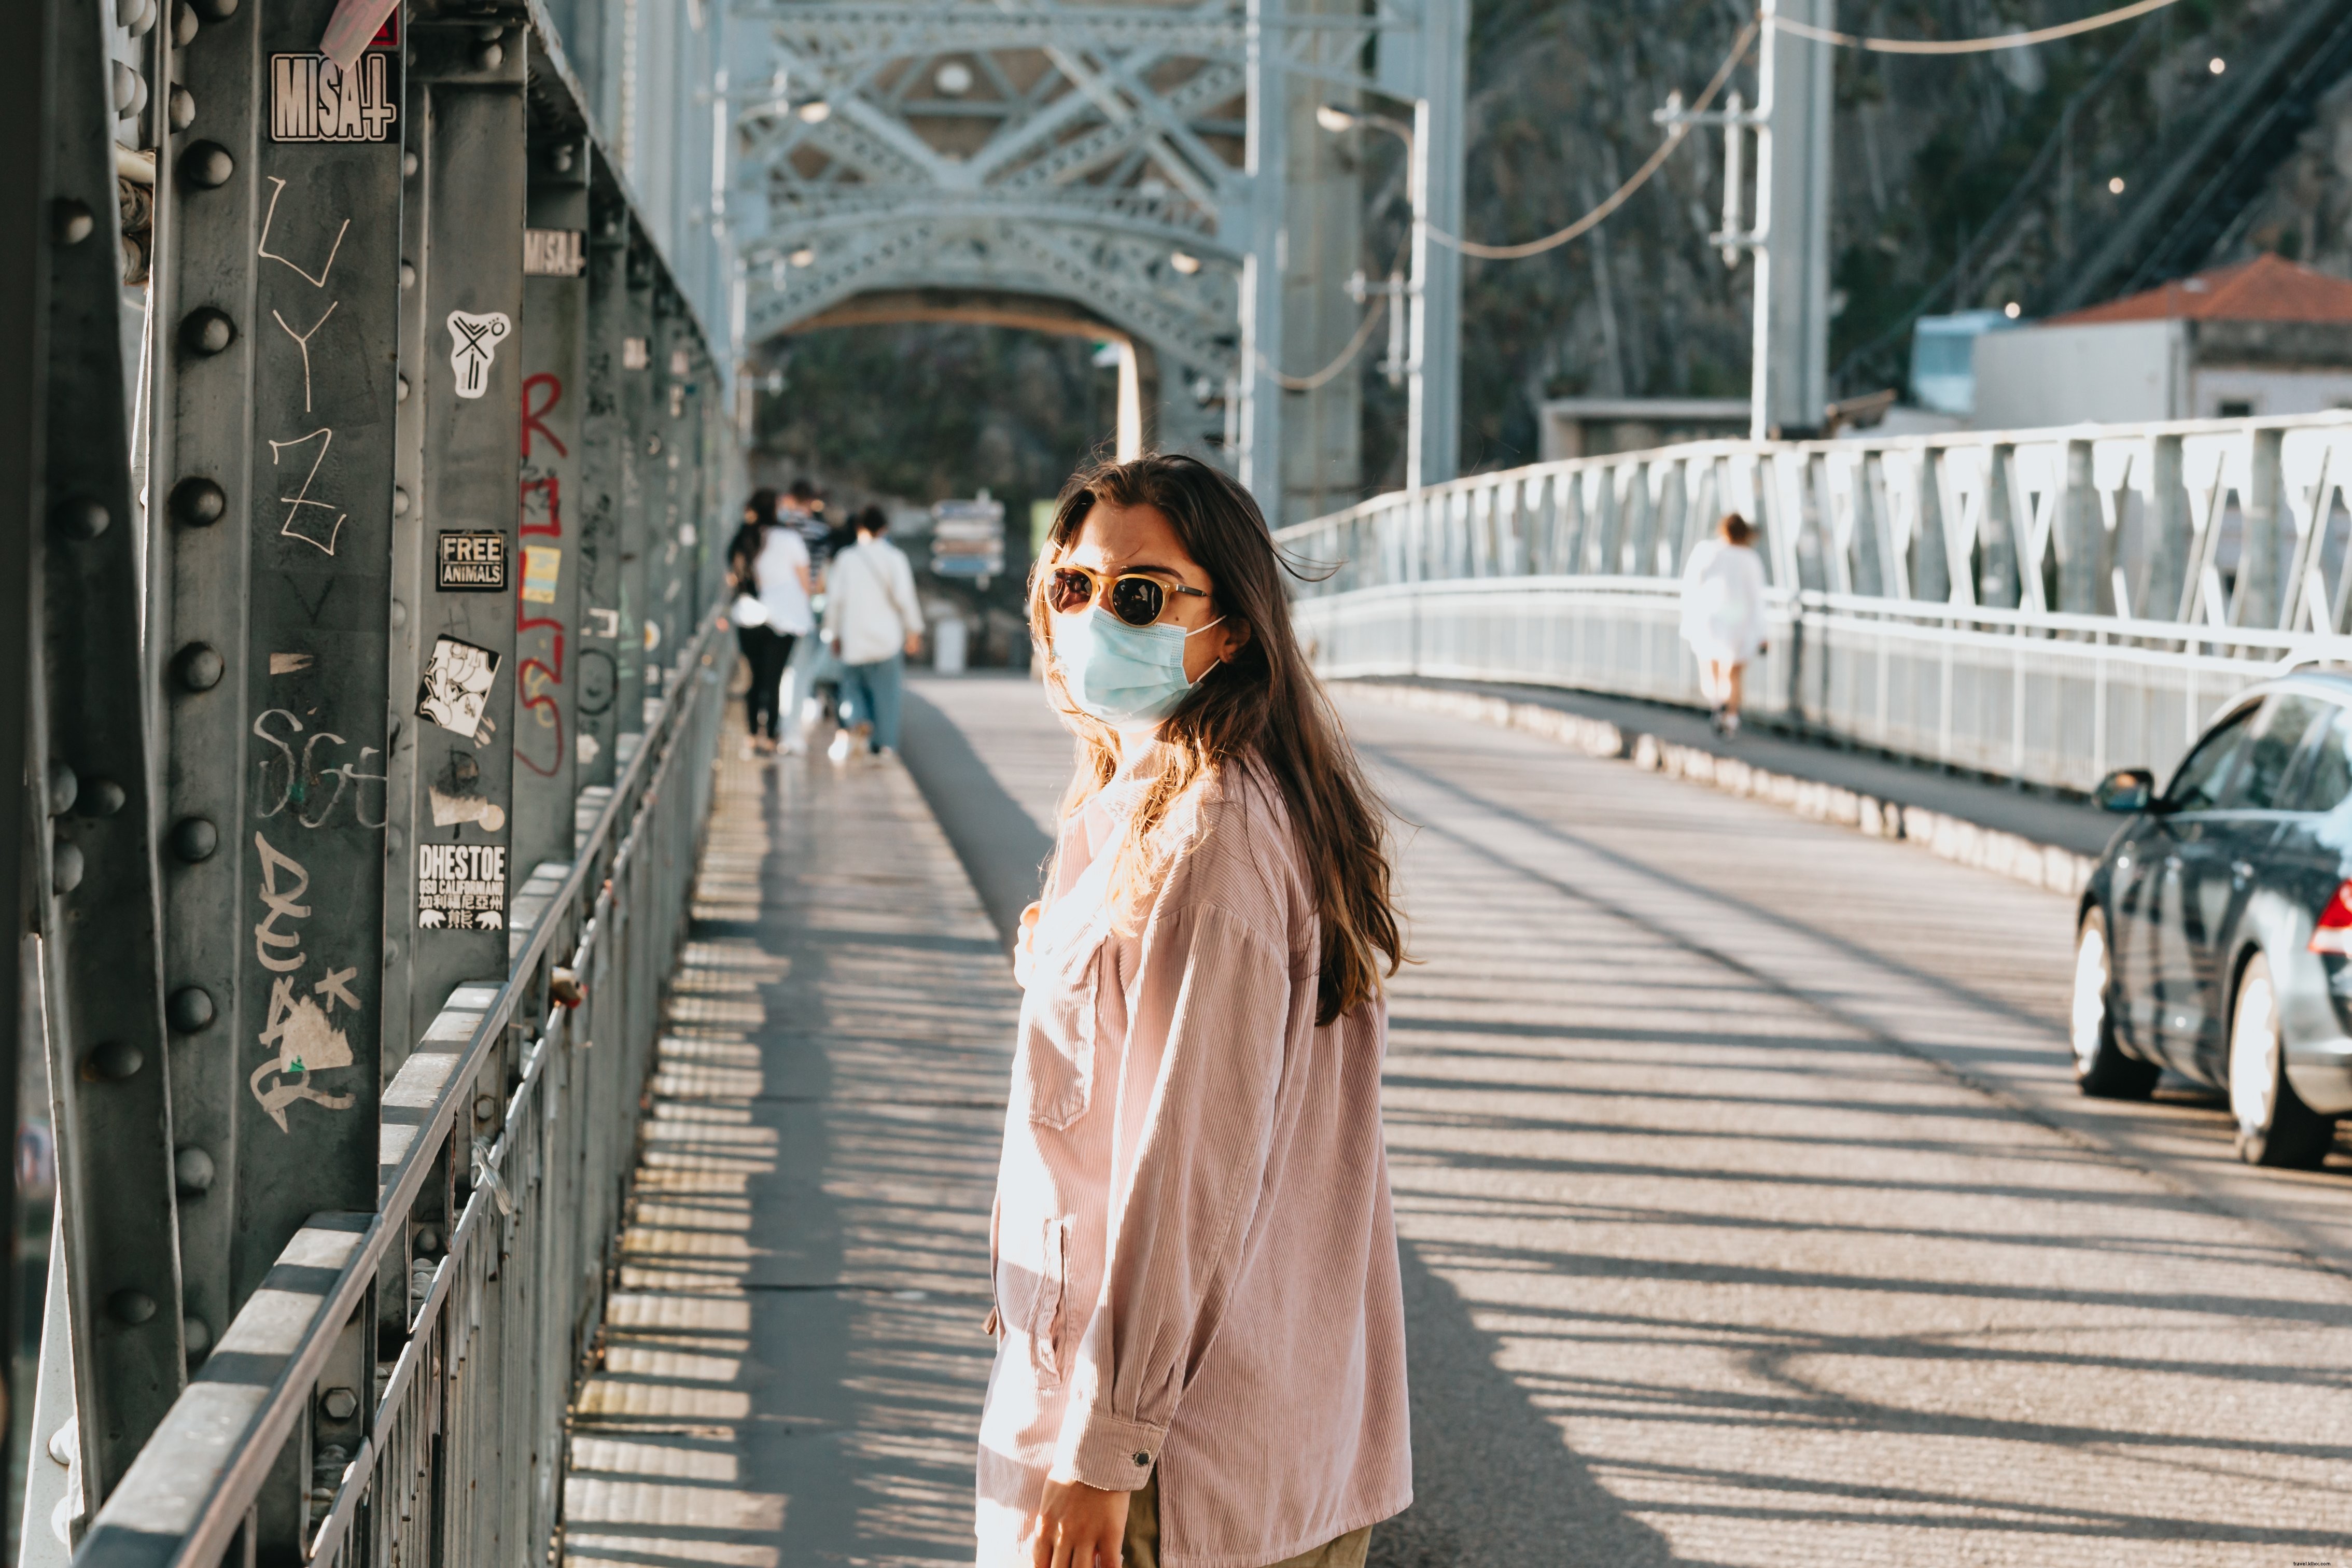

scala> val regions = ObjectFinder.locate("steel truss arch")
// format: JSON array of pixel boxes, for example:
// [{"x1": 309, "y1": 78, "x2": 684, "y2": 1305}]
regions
[{"x1": 725, "y1": 0, "x2": 1464, "y2": 503}]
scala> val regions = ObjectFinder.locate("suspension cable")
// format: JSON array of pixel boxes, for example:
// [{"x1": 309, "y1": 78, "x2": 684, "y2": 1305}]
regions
[
  {"x1": 1429, "y1": 19, "x2": 1757, "y2": 261},
  {"x1": 1775, "y1": 0, "x2": 2185, "y2": 54}
]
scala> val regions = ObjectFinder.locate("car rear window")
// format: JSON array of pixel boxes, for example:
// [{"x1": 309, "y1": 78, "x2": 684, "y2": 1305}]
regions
[
  {"x1": 2164, "y1": 704, "x2": 2258, "y2": 811},
  {"x1": 2300, "y1": 706, "x2": 2352, "y2": 811},
  {"x1": 2223, "y1": 694, "x2": 2332, "y2": 809}
]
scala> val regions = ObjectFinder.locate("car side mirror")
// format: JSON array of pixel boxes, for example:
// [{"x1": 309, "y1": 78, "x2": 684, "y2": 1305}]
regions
[{"x1": 2093, "y1": 767, "x2": 2156, "y2": 814}]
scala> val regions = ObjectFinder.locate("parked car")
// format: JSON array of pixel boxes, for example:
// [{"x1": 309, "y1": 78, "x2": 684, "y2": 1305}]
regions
[{"x1": 2076, "y1": 673, "x2": 2352, "y2": 1168}]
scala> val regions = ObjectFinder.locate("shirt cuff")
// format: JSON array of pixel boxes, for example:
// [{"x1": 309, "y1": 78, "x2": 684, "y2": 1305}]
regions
[{"x1": 1049, "y1": 1404, "x2": 1167, "y2": 1492}]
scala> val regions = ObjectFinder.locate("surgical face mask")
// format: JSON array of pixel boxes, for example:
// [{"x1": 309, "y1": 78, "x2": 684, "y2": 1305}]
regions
[{"x1": 1050, "y1": 606, "x2": 1225, "y2": 731}]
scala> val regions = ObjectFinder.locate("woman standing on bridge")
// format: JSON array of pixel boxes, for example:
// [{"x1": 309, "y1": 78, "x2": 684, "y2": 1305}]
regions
[
  {"x1": 979, "y1": 454, "x2": 1411, "y2": 1568},
  {"x1": 1679, "y1": 510, "x2": 1770, "y2": 736}
]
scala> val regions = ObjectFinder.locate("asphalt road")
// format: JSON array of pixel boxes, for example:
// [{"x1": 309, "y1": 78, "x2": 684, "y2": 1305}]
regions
[{"x1": 902, "y1": 671, "x2": 2352, "y2": 1566}]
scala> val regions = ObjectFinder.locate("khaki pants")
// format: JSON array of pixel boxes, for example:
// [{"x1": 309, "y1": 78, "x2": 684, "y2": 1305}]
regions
[{"x1": 1120, "y1": 1474, "x2": 1371, "y2": 1568}]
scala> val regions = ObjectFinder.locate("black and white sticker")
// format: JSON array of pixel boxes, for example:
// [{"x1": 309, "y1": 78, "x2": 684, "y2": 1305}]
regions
[
  {"x1": 416, "y1": 633, "x2": 500, "y2": 743},
  {"x1": 417, "y1": 843, "x2": 506, "y2": 931},
  {"x1": 436, "y1": 529, "x2": 507, "y2": 591},
  {"x1": 269, "y1": 52, "x2": 397, "y2": 143}
]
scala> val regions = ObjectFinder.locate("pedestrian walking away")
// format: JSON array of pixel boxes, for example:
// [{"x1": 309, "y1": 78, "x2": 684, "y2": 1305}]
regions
[
  {"x1": 978, "y1": 454, "x2": 1411, "y2": 1568},
  {"x1": 726, "y1": 489, "x2": 816, "y2": 753},
  {"x1": 823, "y1": 506, "x2": 926, "y2": 759},
  {"x1": 1679, "y1": 510, "x2": 1770, "y2": 736}
]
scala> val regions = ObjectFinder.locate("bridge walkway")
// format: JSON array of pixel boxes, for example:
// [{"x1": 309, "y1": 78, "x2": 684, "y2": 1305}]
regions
[
  {"x1": 897, "y1": 673, "x2": 2352, "y2": 1565},
  {"x1": 559, "y1": 731, "x2": 1014, "y2": 1567},
  {"x1": 556, "y1": 669, "x2": 2352, "y2": 1566}
]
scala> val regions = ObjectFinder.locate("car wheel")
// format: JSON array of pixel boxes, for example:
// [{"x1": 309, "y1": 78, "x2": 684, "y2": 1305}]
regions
[
  {"x1": 2071, "y1": 909, "x2": 2159, "y2": 1100},
  {"x1": 2228, "y1": 953, "x2": 2337, "y2": 1169}
]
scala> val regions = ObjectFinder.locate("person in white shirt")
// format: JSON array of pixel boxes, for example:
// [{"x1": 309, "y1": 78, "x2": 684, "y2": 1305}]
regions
[
  {"x1": 1679, "y1": 511, "x2": 1770, "y2": 736},
  {"x1": 822, "y1": 506, "x2": 926, "y2": 758},
  {"x1": 725, "y1": 492, "x2": 815, "y2": 754}
]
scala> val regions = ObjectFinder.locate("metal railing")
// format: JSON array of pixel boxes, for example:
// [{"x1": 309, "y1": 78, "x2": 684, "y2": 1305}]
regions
[
  {"x1": 75, "y1": 620, "x2": 728, "y2": 1568},
  {"x1": 1281, "y1": 412, "x2": 2352, "y2": 791}
]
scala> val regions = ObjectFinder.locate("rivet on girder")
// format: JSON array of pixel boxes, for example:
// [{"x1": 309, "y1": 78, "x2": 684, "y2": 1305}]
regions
[
  {"x1": 52, "y1": 199, "x2": 93, "y2": 246},
  {"x1": 171, "y1": 1, "x2": 196, "y2": 45},
  {"x1": 167, "y1": 986, "x2": 215, "y2": 1033},
  {"x1": 169, "y1": 86, "x2": 194, "y2": 133},
  {"x1": 397, "y1": 374, "x2": 410, "y2": 404},
  {"x1": 178, "y1": 141, "x2": 233, "y2": 190},
  {"x1": 174, "y1": 642, "x2": 224, "y2": 691},
  {"x1": 51, "y1": 840, "x2": 83, "y2": 896},
  {"x1": 174, "y1": 1145, "x2": 216, "y2": 1195},
  {"x1": 402, "y1": 150, "x2": 418, "y2": 178},
  {"x1": 45, "y1": 764, "x2": 76, "y2": 816},
  {"x1": 107, "y1": 1290, "x2": 158, "y2": 1326},
  {"x1": 171, "y1": 475, "x2": 227, "y2": 526},
  {"x1": 77, "y1": 778, "x2": 125, "y2": 818},
  {"x1": 184, "y1": 1315, "x2": 212, "y2": 1359},
  {"x1": 179, "y1": 306, "x2": 235, "y2": 356},
  {"x1": 117, "y1": 0, "x2": 155, "y2": 37},
  {"x1": 473, "y1": 40, "x2": 503, "y2": 69},
  {"x1": 170, "y1": 817, "x2": 219, "y2": 862},
  {"x1": 51, "y1": 497, "x2": 111, "y2": 539},
  {"x1": 111, "y1": 62, "x2": 145, "y2": 118},
  {"x1": 400, "y1": 261, "x2": 415, "y2": 289},
  {"x1": 84, "y1": 1042, "x2": 144, "y2": 1082}
]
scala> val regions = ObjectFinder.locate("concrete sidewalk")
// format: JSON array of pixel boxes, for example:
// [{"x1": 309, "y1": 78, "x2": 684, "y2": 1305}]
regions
[
  {"x1": 560, "y1": 740, "x2": 1015, "y2": 1567},
  {"x1": 1379, "y1": 677, "x2": 2119, "y2": 856}
]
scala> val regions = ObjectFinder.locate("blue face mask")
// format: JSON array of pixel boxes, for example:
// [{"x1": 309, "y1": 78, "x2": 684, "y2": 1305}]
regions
[{"x1": 1051, "y1": 606, "x2": 1225, "y2": 731}]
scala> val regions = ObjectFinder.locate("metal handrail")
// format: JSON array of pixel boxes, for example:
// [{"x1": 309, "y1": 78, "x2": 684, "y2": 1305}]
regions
[{"x1": 75, "y1": 616, "x2": 731, "y2": 1567}]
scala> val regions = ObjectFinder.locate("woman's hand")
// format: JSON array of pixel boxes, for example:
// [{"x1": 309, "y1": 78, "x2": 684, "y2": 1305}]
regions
[
  {"x1": 1012, "y1": 902, "x2": 1043, "y2": 988},
  {"x1": 1029, "y1": 1479, "x2": 1128, "y2": 1568}
]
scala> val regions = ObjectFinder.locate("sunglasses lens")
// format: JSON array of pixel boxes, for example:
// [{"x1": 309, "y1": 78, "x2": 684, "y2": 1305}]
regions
[
  {"x1": 1047, "y1": 569, "x2": 1094, "y2": 614},
  {"x1": 1108, "y1": 576, "x2": 1164, "y2": 627}
]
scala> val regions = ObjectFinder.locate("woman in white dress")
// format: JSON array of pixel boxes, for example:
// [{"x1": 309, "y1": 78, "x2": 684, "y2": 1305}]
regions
[{"x1": 1679, "y1": 511, "x2": 1769, "y2": 735}]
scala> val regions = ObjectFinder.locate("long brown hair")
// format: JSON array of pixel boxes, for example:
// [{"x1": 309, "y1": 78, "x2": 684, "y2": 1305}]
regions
[{"x1": 1028, "y1": 454, "x2": 1402, "y2": 1025}]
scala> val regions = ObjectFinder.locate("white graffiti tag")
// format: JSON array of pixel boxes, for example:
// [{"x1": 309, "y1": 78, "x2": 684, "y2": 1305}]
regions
[{"x1": 247, "y1": 830, "x2": 359, "y2": 1130}]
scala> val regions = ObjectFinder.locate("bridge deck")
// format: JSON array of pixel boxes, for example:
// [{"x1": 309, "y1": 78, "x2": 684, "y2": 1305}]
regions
[
  {"x1": 564, "y1": 674, "x2": 2352, "y2": 1565},
  {"x1": 560, "y1": 735, "x2": 1014, "y2": 1567}
]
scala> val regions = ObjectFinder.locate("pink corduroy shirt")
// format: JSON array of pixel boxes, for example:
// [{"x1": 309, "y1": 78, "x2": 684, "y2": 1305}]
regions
[{"x1": 975, "y1": 749, "x2": 1411, "y2": 1568}]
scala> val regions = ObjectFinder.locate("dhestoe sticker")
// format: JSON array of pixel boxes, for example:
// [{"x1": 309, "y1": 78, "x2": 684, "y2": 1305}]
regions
[
  {"x1": 437, "y1": 530, "x2": 507, "y2": 592},
  {"x1": 416, "y1": 843, "x2": 506, "y2": 931}
]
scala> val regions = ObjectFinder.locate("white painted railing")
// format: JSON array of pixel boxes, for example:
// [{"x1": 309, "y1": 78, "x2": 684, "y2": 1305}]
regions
[{"x1": 1280, "y1": 413, "x2": 2352, "y2": 792}]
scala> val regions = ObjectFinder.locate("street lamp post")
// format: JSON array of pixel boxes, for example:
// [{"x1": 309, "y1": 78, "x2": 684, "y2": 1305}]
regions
[{"x1": 1318, "y1": 100, "x2": 1432, "y2": 491}]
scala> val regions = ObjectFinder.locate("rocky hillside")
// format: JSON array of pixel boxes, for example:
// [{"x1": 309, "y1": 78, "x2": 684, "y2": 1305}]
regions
[{"x1": 1430, "y1": 0, "x2": 2333, "y2": 475}]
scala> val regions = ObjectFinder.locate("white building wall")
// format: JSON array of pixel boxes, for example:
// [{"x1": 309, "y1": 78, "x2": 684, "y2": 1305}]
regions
[
  {"x1": 2191, "y1": 366, "x2": 2352, "y2": 418},
  {"x1": 1971, "y1": 319, "x2": 2187, "y2": 429}
]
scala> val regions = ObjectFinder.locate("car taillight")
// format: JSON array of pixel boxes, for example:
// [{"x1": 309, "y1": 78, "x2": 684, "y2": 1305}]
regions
[{"x1": 2313, "y1": 881, "x2": 2352, "y2": 954}]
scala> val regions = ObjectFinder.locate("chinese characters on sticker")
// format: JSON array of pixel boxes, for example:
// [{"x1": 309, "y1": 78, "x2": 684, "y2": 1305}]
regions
[{"x1": 416, "y1": 843, "x2": 506, "y2": 930}]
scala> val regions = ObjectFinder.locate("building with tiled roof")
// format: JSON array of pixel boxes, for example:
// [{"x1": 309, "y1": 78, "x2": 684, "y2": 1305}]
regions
[{"x1": 1972, "y1": 255, "x2": 2352, "y2": 429}]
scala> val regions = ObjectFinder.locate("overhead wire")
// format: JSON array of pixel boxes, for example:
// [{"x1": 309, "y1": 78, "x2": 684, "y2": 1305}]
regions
[
  {"x1": 1775, "y1": 0, "x2": 2185, "y2": 54},
  {"x1": 1431, "y1": 0, "x2": 2187, "y2": 261},
  {"x1": 1258, "y1": 0, "x2": 2191, "y2": 386},
  {"x1": 1431, "y1": 19, "x2": 1757, "y2": 260}
]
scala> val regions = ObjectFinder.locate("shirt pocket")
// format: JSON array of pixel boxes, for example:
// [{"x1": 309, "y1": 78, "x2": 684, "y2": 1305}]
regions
[
  {"x1": 1027, "y1": 1216, "x2": 1070, "y2": 1385},
  {"x1": 1015, "y1": 933, "x2": 1103, "y2": 1130}
]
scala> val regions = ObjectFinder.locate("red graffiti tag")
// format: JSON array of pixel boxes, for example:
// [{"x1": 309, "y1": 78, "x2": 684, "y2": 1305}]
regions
[{"x1": 522, "y1": 372, "x2": 567, "y2": 460}]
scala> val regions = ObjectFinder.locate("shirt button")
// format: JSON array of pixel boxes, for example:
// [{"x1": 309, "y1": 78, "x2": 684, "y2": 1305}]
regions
[{"x1": 1132, "y1": 1451, "x2": 1150, "y2": 1467}]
